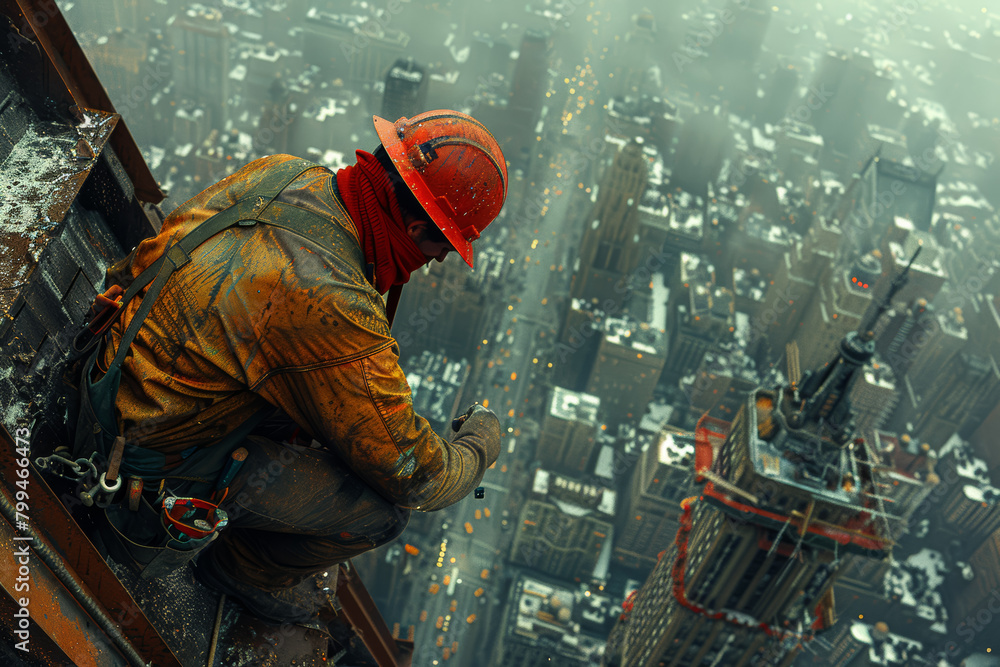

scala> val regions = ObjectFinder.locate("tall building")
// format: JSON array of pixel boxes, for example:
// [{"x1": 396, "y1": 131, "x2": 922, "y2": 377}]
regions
[
  {"x1": 752, "y1": 218, "x2": 841, "y2": 368},
  {"x1": 670, "y1": 107, "x2": 731, "y2": 196},
  {"x1": 571, "y1": 139, "x2": 649, "y2": 304},
  {"x1": 847, "y1": 355, "x2": 897, "y2": 440},
  {"x1": 64, "y1": 0, "x2": 142, "y2": 34},
  {"x1": 498, "y1": 29, "x2": 550, "y2": 166},
  {"x1": 758, "y1": 62, "x2": 800, "y2": 125},
  {"x1": 878, "y1": 218, "x2": 947, "y2": 307},
  {"x1": 86, "y1": 28, "x2": 148, "y2": 103},
  {"x1": 536, "y1": 387, "x2": 601, "y2": 475},
  {"x1": 708, "y1": 0, "x2": 772, "y2": 110},
  {"x1": 510, "y1": 469, "x2": 615, "y2": 583},
  {"x1": 390, "y1": 244, "x2": 503, "y2": 362},
  {"x1": 585, "y1": 317, "x2": 667, "y2": 429},
  {"x1": 466, "y1": 31, "x2": 513, "y2": 93},
  {"x1": 381, "y1": 57, "x2": 428, "y2": 122},
  {"x1": 664, "y1": 283, "x2": 735, "y2": 380},
  {"x1": 605, "y1": 95, "x2": 678, "y2": 159},
  {"x1": 611, "y1": 12, "x2": 657, "y2": 98},
  {"x1": 849, "y1": 155, "x2": 939, "y2": 253},
  {"x1": 509, "y1": 29, "x2": 550, "y2": 121},
  {"x1": 603, "y1": 264, "x2": 917, "y2": 666},
  {"x1": 613, "y1": 429, "x2": 696, "y2": 571},
  {"x1": 490, "y1": 576, "x2": 605, "y2": 667},
  {"x1": 302, "y1": 8, "x2": 408, "y2": 83},
  {"x1": 256, "y1": 78, "x2": 294, "y2": 155},
  {"x1": 808, "y1": 50, "x2": 893, "y2": 164},
  {"x1": 889, "y1": 350, "x2": 1000, "y2": 448},
  {"x1": 878, "y1": 298, "x2": 965, "y2": 385},
  {"x1": 169, "y1": 5, "x2": 232, "y2": 126},
  {"x1": 952, "y1": 528, "x2": 1000, "y2": 649},
  {"x1": 792, "y1": 251, "x2": 880, "y2": 373},
  {"x1": 934, "y1": 436, "x2": 1000, "y2": 554}
]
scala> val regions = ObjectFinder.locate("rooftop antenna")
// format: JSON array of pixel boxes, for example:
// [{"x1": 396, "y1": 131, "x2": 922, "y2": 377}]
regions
[{"x1": 857, "y1": 245, "x2": 923, "y2": 341}]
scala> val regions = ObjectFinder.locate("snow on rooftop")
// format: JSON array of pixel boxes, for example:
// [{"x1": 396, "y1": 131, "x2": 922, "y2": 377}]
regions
[
  {"x1": 550, "y1": 387, "x2": 601, "y2": 424},
  {"x1": 657, "y1": 431, "x2": 695, "y2": 466}
]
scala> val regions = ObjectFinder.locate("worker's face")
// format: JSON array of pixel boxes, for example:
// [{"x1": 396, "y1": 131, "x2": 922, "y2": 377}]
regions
[{"x1": 406, "y1": 219, "x2": 455, "y2": 263}]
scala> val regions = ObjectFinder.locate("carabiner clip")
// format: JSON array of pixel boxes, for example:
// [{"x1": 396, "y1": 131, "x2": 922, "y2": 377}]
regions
[{"x1": 162, "y1": 497, "x2": 229, "y2": 540}]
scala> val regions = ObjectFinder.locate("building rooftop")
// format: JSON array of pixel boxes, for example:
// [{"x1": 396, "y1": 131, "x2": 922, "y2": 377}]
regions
[
  {"x1": 639, "y1": 400, "x2": 674, "y2": 434},
  {"x1": 939, "y1": 435, "x2": 994, "y2": 485},
  {"x1": 531, "y1": 469, "x2": 616, "y2": 517},
  {"x1": 668, "y1": 189, "x2": 704, "y2": 238},
  {"x1": 601, "y1": 317, "x2": 666, "y2": 355},
  {"x1": 549, "y1": 387, "x2": 601, "y2": 425},
  {"x1": 883, "y1": 548, "x2": 949, "y2": 634},
  {"x1": 508, "y1": 577, "x2": 605, "y2": 664},
  {"x1": 679, "y1": 252, "x2": 715, "y2": 286},
  {"x1": 657, "y1": 430, "x2": 696, "y2": 466},
  {"x1": 404, "y1": 350, "x2": 468, "y2": 434},
  {"x1": 732, "y1": 267, "x2": 768, "y2": 303},
  {"x1": 743, "y1": 212, "x2": 791, "y2": 246},
  {"x1": 848, "y1": 622, "x2": 924, "y2": 665}
]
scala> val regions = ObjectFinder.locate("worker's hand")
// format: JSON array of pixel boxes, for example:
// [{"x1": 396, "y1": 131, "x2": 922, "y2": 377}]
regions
[
  {"x1": 451, "y1": 402, "x2": 487, "y2": 432},
  {"x1": 451, "y1": 403, "x2": 501, "y2": 465}
]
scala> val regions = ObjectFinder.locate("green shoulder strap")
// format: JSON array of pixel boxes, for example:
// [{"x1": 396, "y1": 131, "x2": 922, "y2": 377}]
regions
[{"x1": 107, "y1": 158, "x2": 323, "y2": 371}]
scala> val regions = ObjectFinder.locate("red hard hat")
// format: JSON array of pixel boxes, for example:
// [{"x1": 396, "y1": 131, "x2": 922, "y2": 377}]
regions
[{"x1": 373, "y1": 110, "x2": 507, "y2": 267}]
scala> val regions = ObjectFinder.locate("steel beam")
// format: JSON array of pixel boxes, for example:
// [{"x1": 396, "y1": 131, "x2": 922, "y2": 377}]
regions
[
  {"x1": 0, "y1": 426, "x2": 182, "y2": 666},
  {"x1": 336, "y1": 562, "x2": 414, "y2": 667},
  {"x1": 1, "y1": 0, "x2": 164, "y2": 203}
]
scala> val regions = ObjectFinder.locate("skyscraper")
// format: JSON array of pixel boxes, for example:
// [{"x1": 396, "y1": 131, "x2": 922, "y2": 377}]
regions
[
  {"x1": 302, "y1": 8, "x2": 409, "y2": 83},
  {"x1": 707, "y1": 0, "x2": 772, "y2": 111},
  {"x1": 536, "y1": 387, "x2": 601, "y2": 475},
  {"x1": 754, "y1": 216, "x2": 839, "y2": 367},
  {"x1": 850, "y1": 155, "x2": 939, "y2": 253},
  {"x1": 585, "y1": 318, "x2": 667, "y2": 430},
  {"x1": 614, "y1": 429, "x2": 696, "y2": 571},
  {"x1": 571, "y1": 139, "x2": 649, "y2": 304},
  {"x1": 791, "y1": 251, "x2": 880, "y2": 373},
  {"x1": 499, "y1": 29, "x2": 551, "y2": 166},
  {"x1": 490, "y1": 576, "x2": 606, "y2": 667},
  {"x1": 381, "y1": 57, "x2": 428, "y2": 123},
  {"x1": 664, "y1": 284, "x2": 735, "y2": 380},
  {"x1": 603, "y1": 262, "x2": 917, "y2": 666},
  {"x1": 670, "y1": 107, "x2": 731, "y2": 197},
  {"x1": 612, "y1": 12, "x2": 657, "y2": 99},
  {"x1": 169, "y1": 5, "x2": 232, "y2": 126},
  {"x1": 889, "y1": 350, "x2": 1000, "y2": 448},
  {"x1": 510, "y1": 469, "x2": 615, "y2": 582},
  {"x1": 808, "y1": 50, "x2": 893, "y2": 165}
]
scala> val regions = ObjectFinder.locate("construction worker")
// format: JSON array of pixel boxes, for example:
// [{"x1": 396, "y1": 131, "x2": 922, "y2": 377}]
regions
[{"x1": 78, "y1": 110, "x2": 506, "y2": 624}]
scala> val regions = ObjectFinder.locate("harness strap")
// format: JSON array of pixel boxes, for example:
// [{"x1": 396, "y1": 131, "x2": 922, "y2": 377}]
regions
[{"x1": 107, "y1": 159, "x2": 322, "y2": 372}]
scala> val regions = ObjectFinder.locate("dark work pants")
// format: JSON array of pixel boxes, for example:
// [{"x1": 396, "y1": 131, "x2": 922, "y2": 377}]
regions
[{"x1": 206, "y1": 436, "x2": 410, "y2": 591}]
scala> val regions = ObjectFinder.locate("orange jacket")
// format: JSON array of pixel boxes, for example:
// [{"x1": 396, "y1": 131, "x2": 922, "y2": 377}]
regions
[{"x1": 102, "y1": 154, "x2": 500, "y2": 510}]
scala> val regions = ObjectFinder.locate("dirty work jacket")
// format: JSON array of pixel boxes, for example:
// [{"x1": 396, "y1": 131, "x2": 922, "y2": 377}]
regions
[{"x1": 100, "y1": 154, "x2": 499, "y2": 511}]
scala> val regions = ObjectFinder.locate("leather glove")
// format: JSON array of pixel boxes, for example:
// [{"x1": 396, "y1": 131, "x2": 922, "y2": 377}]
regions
[{"x1": 452, "y1": 403, "x2": 501, "y2": 466}]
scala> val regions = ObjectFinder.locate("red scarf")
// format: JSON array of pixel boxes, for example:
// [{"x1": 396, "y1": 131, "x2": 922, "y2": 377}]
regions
[{"x1": 336, "y1": 150, "x2": 428, "y2": 294}]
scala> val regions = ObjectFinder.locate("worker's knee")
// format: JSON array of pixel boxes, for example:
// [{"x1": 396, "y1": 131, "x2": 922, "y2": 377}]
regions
[{"x1": 374, "y1": 505, "x2": 410, "y2": 546}]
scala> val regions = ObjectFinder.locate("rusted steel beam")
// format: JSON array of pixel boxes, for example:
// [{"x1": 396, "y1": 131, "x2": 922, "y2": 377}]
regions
[
  {"x1": 0, "y1": 512, "x2": 127, "y2": 667},
  {"x1": 2, "y1": 0, "x2": 164, "y2": 204},
  {"x1": 336, "y1": 562, "x2": 414, "y2": 667},
  {"x1": 0, "y1": 426, "x2": 182, "y2": 667}
]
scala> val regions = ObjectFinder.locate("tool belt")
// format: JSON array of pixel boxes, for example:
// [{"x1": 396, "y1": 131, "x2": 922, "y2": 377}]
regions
[{"x1": 50, "y1": 157, "x2": 330, "y2": 576}]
